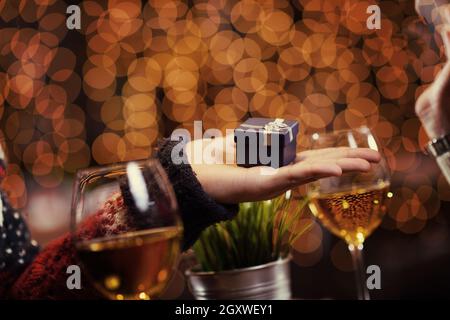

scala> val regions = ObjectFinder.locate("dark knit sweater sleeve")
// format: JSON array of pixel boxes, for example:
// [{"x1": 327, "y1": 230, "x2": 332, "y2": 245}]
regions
[{"x1": 155, "y1": 138, "x2": 238, "y2": 249}]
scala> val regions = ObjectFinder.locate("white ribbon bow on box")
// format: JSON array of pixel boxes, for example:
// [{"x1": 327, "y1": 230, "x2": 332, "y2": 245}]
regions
[{"x1": 241, "y1": 118, "x2": 293, "y2": 146}]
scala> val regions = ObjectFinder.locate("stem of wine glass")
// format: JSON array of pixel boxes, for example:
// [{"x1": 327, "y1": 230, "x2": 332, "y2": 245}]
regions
[{"x1": 348, "y1": 243, "x2": 370, "y2": 300}]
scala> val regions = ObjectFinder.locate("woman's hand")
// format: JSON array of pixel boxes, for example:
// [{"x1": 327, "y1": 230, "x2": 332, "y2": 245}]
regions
[{"x1": 186, "y1": 136, "x2": 381, "y2": 203}]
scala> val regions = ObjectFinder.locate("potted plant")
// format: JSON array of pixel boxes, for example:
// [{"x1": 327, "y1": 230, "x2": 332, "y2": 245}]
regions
[{"x1": 185, "y1": 191, "x2": 310, "y2": 300}]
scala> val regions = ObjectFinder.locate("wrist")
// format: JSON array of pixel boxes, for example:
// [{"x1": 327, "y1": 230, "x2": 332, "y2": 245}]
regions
[
  {"x1": 423, "y1": 119, "x2": 450, "y2": 139},
  {"x1": 422, "y1": 112, "x2": 450, "y2": 140}
]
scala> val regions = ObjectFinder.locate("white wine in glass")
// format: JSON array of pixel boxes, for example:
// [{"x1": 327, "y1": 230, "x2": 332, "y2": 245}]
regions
[
  {"x1": 77, "y1": 226, "x2": 181, "y2": 300},
  {"x1": 309, "y1": 182, "x2": 390, "y2": 247},
  {"x1": 306, "y1": 127, "x2": 391, "y2": 300},
  {"x1": 71, "y1": 159, "x2": 182, "y2": 300}
]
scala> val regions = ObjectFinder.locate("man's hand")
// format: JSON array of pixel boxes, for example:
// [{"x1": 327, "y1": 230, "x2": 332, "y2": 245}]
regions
[
  {"x1": 415, "y1": 57, "x2": 450, "y2": 139},
  {"x1": 415, "y1": 2, "x2": 450, "y2": 139}
]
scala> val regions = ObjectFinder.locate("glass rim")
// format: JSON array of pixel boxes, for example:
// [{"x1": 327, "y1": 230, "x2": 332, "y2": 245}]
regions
[
  {"x1": 74, "y1": 158, "x2": 161, "y2": 180},
  {"x1": 70, "y1": 158, "x2": 179, "y2": 231},
  {"x1": 309, "y1": 126, "x2": 372, "y2": 139}
]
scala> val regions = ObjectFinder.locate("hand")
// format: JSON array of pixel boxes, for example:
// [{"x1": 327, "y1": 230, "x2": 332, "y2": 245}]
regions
[
  {"x1": 415, "y1": 22, "x2": 450, "y2": 139},
  {"x1": 415, "y1": 0, "x2": 450, "y2": 26},
  {"x1": 186, "y1": 137, "x2": 381, "y2": 203},
  {"x1": 415, "y1": 60, "x2": 450, "y2": 139}
]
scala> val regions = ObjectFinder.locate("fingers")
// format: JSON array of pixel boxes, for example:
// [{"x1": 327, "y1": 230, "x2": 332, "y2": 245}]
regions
[
  {"x1": 297, "y1": 147, "x2": 381, "y2": 163},
  {"x1": 293, "y1": 158, "x2": 371, "y2": 178},
  {"x1": 287, "y1": 161, "x2": 343, "y2": 181},
  {"x1": 334, "y1": 158, "x2": 372, "y2": 172},
  {"x1": 441, "y1": 25, "x2": 450, "y2": 58},
  {"x1": 244, "y1": 156, "x2": 375, "y2": 202},
  {"x1": 433, "y1": 25, "x2": 450, "y2": 93},
  {"x1": 414, "y1": 0, "x2": 421, "y2": 17},
  {"x1": 433, "y1": 59, "x2": 450, "y2": 94},
  {"x1": 255, "y1": 161, "x2": 340, "y2": 197},
  {"x1": 274, "y1": 157, "x2": 370, "y2": 186},
  {"x1": 415, "y1": 85, "x2": 431, "y2": 117},
  {"x1": 296, "y1": 147, "x2": 339, "y2": 161}
]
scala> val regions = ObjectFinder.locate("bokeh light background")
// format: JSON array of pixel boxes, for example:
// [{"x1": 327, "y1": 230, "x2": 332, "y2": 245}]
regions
[{"x1": 1, "y1": 0, "x2": 450, "y2": 289}]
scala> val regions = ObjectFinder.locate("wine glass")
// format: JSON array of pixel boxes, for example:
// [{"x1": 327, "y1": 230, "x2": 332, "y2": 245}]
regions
[
  {"x1": 71, "y1": 159, "x2": 182, "y2": 300},
  {"x1": 306, "y1": 126, "x2": 391, "y2": 300}
]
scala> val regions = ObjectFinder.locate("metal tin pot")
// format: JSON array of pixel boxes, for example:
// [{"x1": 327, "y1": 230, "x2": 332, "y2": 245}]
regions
[{"x1": 185, "y1": 257, "x2": 291, "y2": 300}]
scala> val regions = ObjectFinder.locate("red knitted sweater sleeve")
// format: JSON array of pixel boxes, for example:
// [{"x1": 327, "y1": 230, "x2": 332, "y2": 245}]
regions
[{"x1": 10, "y1": 194, "x2": 129, "y2": 299}]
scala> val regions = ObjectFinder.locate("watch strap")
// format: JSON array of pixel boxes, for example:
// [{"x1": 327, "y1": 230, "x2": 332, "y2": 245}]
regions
[{"x1": 427, "y1": 134, "x2": 450, "y2": 157}]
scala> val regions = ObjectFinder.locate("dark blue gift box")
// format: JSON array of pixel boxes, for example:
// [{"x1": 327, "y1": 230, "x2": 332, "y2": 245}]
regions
[{"x1": 234, "y1": 118, "x2": 299, "y2": 168}]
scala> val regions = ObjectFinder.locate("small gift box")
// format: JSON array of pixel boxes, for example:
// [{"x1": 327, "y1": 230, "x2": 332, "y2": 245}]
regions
[{"x1": 234, "y1": 118, "x2": 299, "y2": 168}]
